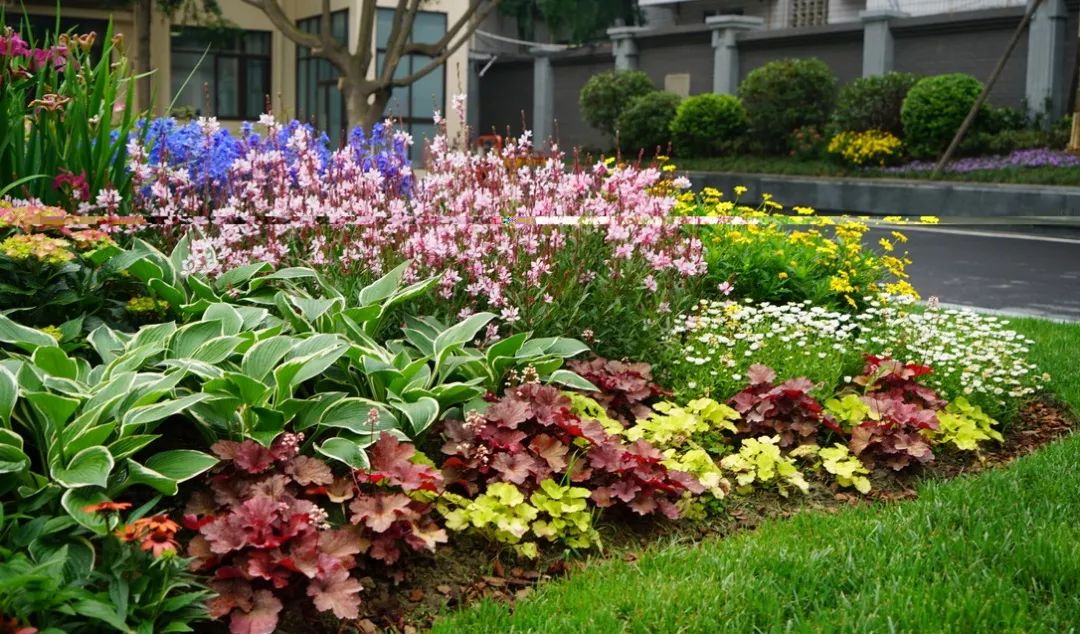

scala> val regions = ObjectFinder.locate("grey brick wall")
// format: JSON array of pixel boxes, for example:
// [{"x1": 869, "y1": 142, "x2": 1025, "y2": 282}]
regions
[{"x1": 738, "y1": 24, "x2": 864, "y2": 85}]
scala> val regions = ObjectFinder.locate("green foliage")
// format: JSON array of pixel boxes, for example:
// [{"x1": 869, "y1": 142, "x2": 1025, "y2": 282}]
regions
[
  {"x1": 719, "y1": 435, "x2": 809, "y2": 496},
  {"x1": 792, "y1": 443, "x2": 871, "y2": 493},
  {"x1": 932, "y1": 397, "x2": 1003, "y2": 451},
  {"x1": 0, "y1": 21, "x2": 142, "y2": 206},
  {"x1": 901, "y1": 73, "x2": 983, "y2": 159},
  {"x1": 825, "y1": 393, "x2": 872, "y2": 430},
  {"x1": 832, "y1": 72, "x2": 919, "y2": 137},
  {"x1": 441, "y1": 480, "x2": 599, "y2": 559},
  {"x1": 0, "y1": 499, "x2": 210, "y2": 632},
  {"x1": 616, "y1": 91, "x2": 680, "y2": 155},
  {"x1": 669, "y1": 93, "x2": 747, "y2": 157},
  {"x1": 624, "y1": 398, "x2": 737, "y2": 448},
  {"x1": 579, "y1": 70, "x2": 655, "y2": 138},
  {"x1": 499, "y1": 0, "x2": 638, "y2": 43},
  {"x1": 738, "y1": 58, "x2": 838, "y2": 154}
]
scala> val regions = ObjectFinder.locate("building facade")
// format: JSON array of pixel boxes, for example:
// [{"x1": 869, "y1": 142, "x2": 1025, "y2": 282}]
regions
[{"x1": 4, "y1": 0, "x2": 476, "y2": 154}]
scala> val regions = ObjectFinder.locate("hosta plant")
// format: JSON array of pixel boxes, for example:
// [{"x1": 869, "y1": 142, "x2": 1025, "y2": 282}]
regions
[{"x1": 719, "y1": 436, "x2": 809, "y2": 496}]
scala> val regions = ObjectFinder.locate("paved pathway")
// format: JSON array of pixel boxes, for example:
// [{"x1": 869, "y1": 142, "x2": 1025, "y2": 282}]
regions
[{"x1": 867, "y1": 226, "x2": 1080, "y2": 321}]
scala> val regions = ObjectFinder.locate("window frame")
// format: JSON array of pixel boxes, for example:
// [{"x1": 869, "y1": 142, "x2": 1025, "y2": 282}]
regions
[
  {"x1": 170, "y1": 27, "x2": 272, "y2": 120},
  {"x1": 296, "y1": 10, "x2": 349, "y2": 145}
]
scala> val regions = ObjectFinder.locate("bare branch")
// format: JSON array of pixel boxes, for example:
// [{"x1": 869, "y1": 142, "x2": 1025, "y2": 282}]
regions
[
  {"x1": 355, "y1": 0, "x2": 379, "y2": 76},
  {"x1": 379, "y1": 0, "x2": 423, "y2": 85},
  {"x1": 240, "y1": 0, "x2": 351, "y2": 71},
  {"x1": 389, "y1": 0, "x2": 501, "y2": 87},
  {"x1": 403, "y1": 0, "x2": 501, "y2": 57}
]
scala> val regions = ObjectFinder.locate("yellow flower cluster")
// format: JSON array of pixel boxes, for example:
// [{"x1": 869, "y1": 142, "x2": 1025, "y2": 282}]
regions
[
  {"x1": 827, "y1": 129, "x2": 903, "y2": 167},
  {"x1": 126, "y1": 296, "x2": 170, "y2": 315},
  {"x1": 0, "y1": 234, "x2": 74, "y2": 266}
]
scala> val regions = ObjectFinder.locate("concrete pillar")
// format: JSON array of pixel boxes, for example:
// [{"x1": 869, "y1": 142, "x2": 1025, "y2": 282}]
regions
[
  {"x1": 859, "y1": 10, "x2": 906, "y2": 77},
  {"x1": 706, "y1": 16, "x2": 763, "y2": 95},
  {"x1": 1025, "y1": 0, "x2": 1068, "y2": 123},
  {"x1": 607, "y1": 26, "x2": 645, "y2": 71},
  {"x1": 642, "y1": 5, "x2": 677, "y2": 29},
  {"x1": 467, "y1": 56, "x2": 482, "y2": 136},
  {"x1": 530, "y1": 47, "x2": 556, "y2": 145}
]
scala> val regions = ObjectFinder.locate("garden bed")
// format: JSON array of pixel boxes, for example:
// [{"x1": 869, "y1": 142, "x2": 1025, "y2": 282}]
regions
[{"x1": 336, "y1": 397, "x2": 1075, "y2": 632}]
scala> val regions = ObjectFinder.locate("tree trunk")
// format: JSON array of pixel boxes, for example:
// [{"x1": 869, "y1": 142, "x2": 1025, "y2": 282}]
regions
[
  {"x1": 134, "y1": 0, "x2": 153, "y2": 112},
  {"x1": 344, "y1": 80, "x2": 391, "y2": 131}
]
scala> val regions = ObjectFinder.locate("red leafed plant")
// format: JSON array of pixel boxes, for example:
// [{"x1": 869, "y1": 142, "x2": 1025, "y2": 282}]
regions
[
  {"x1": 186, "y1": 432, "x2": 445, "y2": 634},
  {"x1": 441, "y1": 381, "x2": 701, "y2": 519},
  {"x1": 729, "y1": 364, "x2": 838, "y2": 448},
  {"x1": 846, "y1": 355, "x2": 942, "y2": 471},
  {"x1": 566, "y1": 356, "x2": 670, "y2": 425}
]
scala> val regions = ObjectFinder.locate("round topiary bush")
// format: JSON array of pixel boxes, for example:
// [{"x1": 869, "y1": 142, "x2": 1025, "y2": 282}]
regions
[
  {"x1": 901, "y1": 73, "x2": 983, "y2": 159},
  {"x1": 669, "y1": 93, "x2": 747, "y2": 157},
  {"x1": 616, "y1": 91, "x2": 681, "y2": 154},
  {"x1": 832, "y1": 72, "x2": 919, "y2": 137},
  {"x1": 738, "y1": 58, "x2": 837, "y2": 154},
  {"x1": 579, "y1": 70, "x2": 655, "y2": 138}
]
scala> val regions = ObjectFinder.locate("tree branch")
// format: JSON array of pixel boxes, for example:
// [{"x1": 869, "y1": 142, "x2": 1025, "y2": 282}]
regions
[
  {"x1": 379, "y1": 0, "x2": 423, "y2": 85},
  {"x1": 240, "y1": 0, "x2": 351, "y2": 71},
  {"x1": 403, "y1": 0, "x2": 501, "y2": 57},
  {"x1": 355, "y1": 0, "x2": 378, "y2": 77}
]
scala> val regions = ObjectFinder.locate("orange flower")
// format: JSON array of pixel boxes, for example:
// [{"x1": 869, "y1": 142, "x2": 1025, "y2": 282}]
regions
[
  {"x1": 82, "y1": 501, "x2": 132, "y2": 513},
  {"x1": 114, "y1": 524, "x2": 141, "y2": 542},
  {"x1": 140, "y1": 531, "x2": 179, "y2": 557},
  {"x1": 137, "y1": 514, "x2": 180, "y2": 534}
]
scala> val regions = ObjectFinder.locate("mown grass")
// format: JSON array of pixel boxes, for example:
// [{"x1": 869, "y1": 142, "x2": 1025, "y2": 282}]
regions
[
  {"x1": 676, "y1": 156, "x2": 1080, "y2": 187},
  {"x1": 432, "y1": 319, "x2": 1080, "y2": 633}
]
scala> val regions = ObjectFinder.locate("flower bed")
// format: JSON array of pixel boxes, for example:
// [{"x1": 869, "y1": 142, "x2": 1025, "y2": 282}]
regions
[{"x1": 0, "y1": 99, "x2": 1072, "y2": 634}]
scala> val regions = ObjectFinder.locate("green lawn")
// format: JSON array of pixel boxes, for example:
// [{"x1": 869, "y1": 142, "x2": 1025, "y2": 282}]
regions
[
  {"x1": 676, "y1": 156, "x2": 1080, "y2": 187},
  {"x1": 432, "y1": 319, "x2": 1080, "y2": 633}
]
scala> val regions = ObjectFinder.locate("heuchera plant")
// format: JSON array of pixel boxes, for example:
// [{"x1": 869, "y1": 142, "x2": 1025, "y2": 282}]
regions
[
  {"x1": 441, "y1": 381, "x2": 701, "y2": 520},
  {"x1": 186, "y1": 432, "x2": 445, "y2": 634},
  {"x1": 844, "y1": 356, "x2": 942, "y2": 471},
  {"x1": 729, "y1": 364, "x2": 838, "y2": 448},
  {"x1": 566, "y1": 357, "x2": 670, "y2": 425}
]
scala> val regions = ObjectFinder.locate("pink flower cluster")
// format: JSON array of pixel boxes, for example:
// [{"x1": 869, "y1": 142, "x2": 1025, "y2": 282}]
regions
[{"x1": 129, "y1": 111, "x2": 706, "y2": 320}]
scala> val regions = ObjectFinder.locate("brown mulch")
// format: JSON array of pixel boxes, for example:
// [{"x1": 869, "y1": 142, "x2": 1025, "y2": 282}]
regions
[{"x1": 278, "y1": 398, "x2": 1076, "y2": 634}]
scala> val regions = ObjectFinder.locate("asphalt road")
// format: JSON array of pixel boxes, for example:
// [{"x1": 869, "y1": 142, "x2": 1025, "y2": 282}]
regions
[{"x1": 867, "y1": 225, "x2": 1080, "y2": 321}]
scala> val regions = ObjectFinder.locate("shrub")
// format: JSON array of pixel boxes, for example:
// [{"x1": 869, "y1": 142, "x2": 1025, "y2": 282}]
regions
[
  {"x1": 789, "y1": 125, "x2": 827, "y2": 160},
  {"x1": 832, "y1": 72, "x2": 919, "y2": 137},
  {"x1": 738, "y1": 58, "x2": 838, "y2": 154},
  {"x1": 901, "y1": 73, "x2": 983, "y2": 158},
  {"x1": 616, "y1": 90, "x2": 681, "y2": 154},
  {"x1": 579, "y1": 70, "x2": 655, "y2": 138},
  {"x1": 669, "y1": 93, "x2": 748, "y2": 157},
  {"x1": 827, "y1": 129, "x2": 904, "y2": 167}
]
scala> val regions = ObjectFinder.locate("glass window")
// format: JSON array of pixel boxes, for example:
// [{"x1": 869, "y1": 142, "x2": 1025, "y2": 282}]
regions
[
  {"x1": 375, "y1": 9, "x2": 447, "y2": 162},
  {"x1": 170, "y1": 28, "x2": 271, "y2": 119},
  {"x1": 296, "y1": 11, "x2": 349, "y2": 146}
]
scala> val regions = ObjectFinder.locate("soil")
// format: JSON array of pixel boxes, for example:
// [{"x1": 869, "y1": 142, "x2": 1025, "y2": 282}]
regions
[{"x1": 273, "y1": 398, "x2": 1076, "y2": 634}]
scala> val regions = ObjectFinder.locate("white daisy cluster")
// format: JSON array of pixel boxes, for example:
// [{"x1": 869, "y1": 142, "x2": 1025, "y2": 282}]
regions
[
  {"x1": 861, "y1": 300, "x2": 1047, "y2": 415},
  {"x1": 666, "y1": 299, "x2": 864, "y2": 399}
]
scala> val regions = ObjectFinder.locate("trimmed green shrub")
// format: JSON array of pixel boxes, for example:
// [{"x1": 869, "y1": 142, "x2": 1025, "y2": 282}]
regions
[
  {"x1": 580, "y1": 70, "x2": 655, "y2": 138},
  {"x1": 901, "y1": 73, "x2": 983, "y2": 159},
  {"x1": 738, "y1": 58, "x2": 838, "y2": 154},
  {"x1": 670, "y1": 93, "x2": 748, "y2": 157},
  {"x1": 617, "y1": 91, "x2": 681, "y2": 154},
  {"x1": 832, "y1": 72, "x2": 919, "y2": 137}
]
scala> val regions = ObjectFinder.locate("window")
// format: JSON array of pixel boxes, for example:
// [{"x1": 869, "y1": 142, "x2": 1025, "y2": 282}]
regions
[
  {"x1": 171, "y1": 28, "x2": 271, "y2": 120},
  {"x1": 377, "y1": 9, "x2": 447, "y2": 162},
  {"x1": 296, "y1": 11, "x2": 349, "y2": 146},
  {"x1": 4, "y1": 15, "x2": 108, "y2": 59},
  {"x1": 790, "y1": 0, "x2": 828, "y2": 27}
]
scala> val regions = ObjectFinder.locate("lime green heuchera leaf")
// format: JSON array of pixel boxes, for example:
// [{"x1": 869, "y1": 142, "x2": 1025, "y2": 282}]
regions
[
  {"x1": 825, "y1": 393, "x2": 874, "y2": 428},
  {"x1": 818, "y1": 443, "x2": 872, "y2": 494},
  {"x1": 720, "y1": 436, "x2": 809, "y2": 496},
  {"x1": 931, "y1": 397, "x2": 1002, "y2": 451}
]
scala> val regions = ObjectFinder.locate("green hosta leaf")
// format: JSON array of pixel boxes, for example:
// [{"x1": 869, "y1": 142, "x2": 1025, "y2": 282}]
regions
[
  {"x1": 320, "y1": 398, "x2": 399, "y2": 435},
  {"x1": 122, "y1": 459, "x2": 179, "y2": 496},
  {"x1": 190, "y1": 335, "x2": 244, "y2": 364},
  {"x1": 71, "y1": 599, "x2": 129, "y2": 631},
  {"x1": 248, "y1": 266, "x2": 318, "y2": 290},
  {"x1": 517, "y1": 337, "x2": 589, "y2": 359},
  {"x1": 0, "y1": 427, "x2": 23, "y2": 449},
  {"x1": 0, "y1": 313, "x2": 56, "y2": 351},
  {"x1": 0, "y1": 444, "x2": 29, "y2": 474},
  {"x1": 107, "y1": 434, "x2": 160, "y2": 461},
  {"x1": 391, "y1": 397, "x2": 440, "y2": 436},
  {"x1": 383, "y1": 276, "x2": 439, "y2": 313},
  {"x1": 53, "y1": 446, "x2": 114, "y2": 489},
  {"x1": 427, "y1": 381, "x2": 486, "y2": 408},
  {"x1": 273, "y1": 343, "x2": 347, "y2": 401},
  {"x1": 289, "y1": 296, "x2": 343, "y2": 323},
  {"x1": 130, "y1": 321, "x2": 177, "y2": 351},
  {"x1": 203, "y1": 303, "x2": 245, "y2": 335},
  {"x1": 214, "y1": 261, "x2": 272, "y2": 291},
  {"x1": 241, "y1": 336, "x2": 296, "y2": 382},
  {"x1": 145, "y1": 450, "x2": 218, "y2": 484},
  {"x1": 545, "y1": 369, "x2": 598, "y2": 391},
  {"x1": 32, "y1": 346, "x2": 78, "y2": 380},
  {"x1": 0, "y1": 364, "x2": 17, "y2": 425},
  {"x1": 26, "y1": 391, "x2": 81, "y2": 429},
  {"x1": 357, "y1": 259, "x2": 409, "y2": 306},
  {"x1": 186, "y1": 273, "x2": 221, "y2": 303},
  {"x1": 486, "y1": 332, "x2": 530, "y2": 363},
  {"x1": 433, "y1": 313, "x2": 495, "y2": 367},
  {"x1": 169, "y1": 321, "x2": 224, "y2": 359},
  {"x1": 65, "y1": 423, "x2": 117, "y2": 457},
  {"x1": 87, "y1": 325, "x2": 127, "y2": 364},
  {"x1": 61, "y1": 488, "x2": 110, "y2": 534},
  {"x1": 315, "y1": 436, "x2": 371, "y2": 470},
  {"x1": 148, "y1": 277, "x2": 186, "y2": 307},
  {"x1": 121, "y1": 393, "x2": 209, "y2": 430}
]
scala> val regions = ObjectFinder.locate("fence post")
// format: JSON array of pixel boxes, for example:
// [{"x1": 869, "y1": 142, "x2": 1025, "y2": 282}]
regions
[
  {"x1": 859, "y1": 10, "x2": 906, "y2": 77},
  {"x1": 607, "y1": 26, "x2": 646, "y2": 71},
  {"x1": 706, "y1": 16, "x2": 764, "y2": 95},
  {"x1": 1025, "y1": 0, "x2": 1069, "y2": 123}
]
